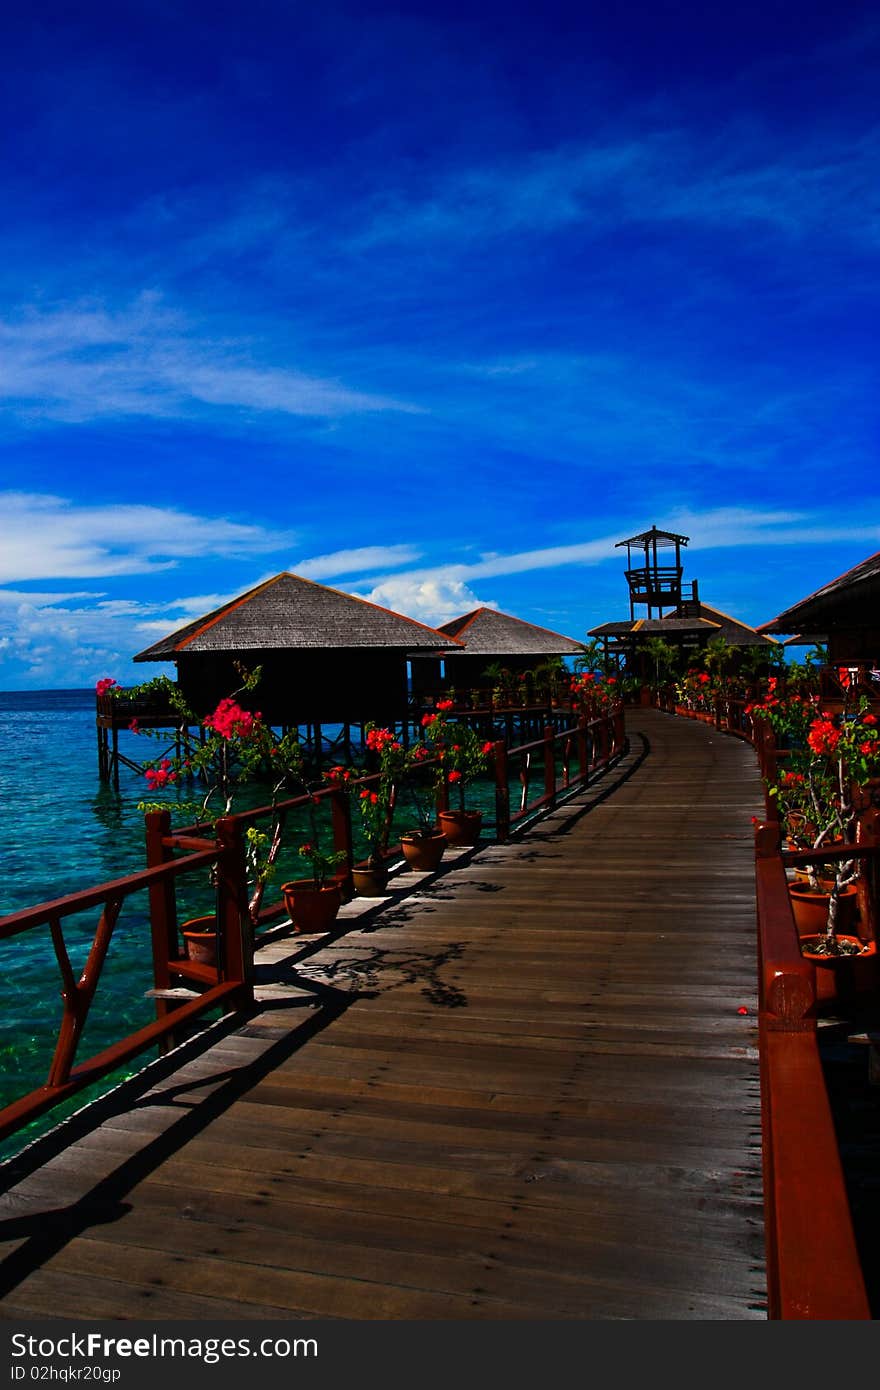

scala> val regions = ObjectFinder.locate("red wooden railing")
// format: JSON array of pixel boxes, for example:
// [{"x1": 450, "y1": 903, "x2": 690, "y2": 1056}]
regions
[
  {"x1": 492, "y1": 708, "x2": 625, "y2": 838},
  {"x1": 0, "y1": 835, "x2": 249, "y2": 1146},
  {"x1": 653, "y1": 686, "x2": 874, "y2": 1318},
  {"x1": 755, "y1": 823, "x2": 873, "y2": 1319},
  {"x1": 0, "y1": 706, "x2": 624, "y2": 1150}
]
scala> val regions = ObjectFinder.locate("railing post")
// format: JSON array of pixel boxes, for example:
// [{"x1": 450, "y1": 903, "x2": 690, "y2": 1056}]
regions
[
  {"x1": 494, "y1": 738, "x2": 510, "y2": 840},
  {"x1": 577, "y1": 715, "x2": 588, "y2": 785},
  {"x1": 215, "y1": 815, "x2": 254, "y2": 1008},
  {"x1": 598, "y1": 713, "x2": 609, "y2": 768},
  {"x1": 613, "y1": 704, "x2": 624, "y2": 754},
  {"x1": 543, "y1": 725, "x2": 556, "y2": 807},
  {"x1": 329, "y1": 784, "x2": 355, "y2": 899},
  {"x1": 145, "y1": 810, "x2": 180, "y2": 1031}
]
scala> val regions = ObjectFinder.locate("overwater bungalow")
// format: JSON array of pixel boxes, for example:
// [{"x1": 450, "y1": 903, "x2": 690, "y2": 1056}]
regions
[
  {"x1": 411, "y1": 605, "x2": 584, "y2": 699},
  {"x1": 759, "y1": 547, "x2": 880, "y2": 670},
  {"x1": 131, "y1": 571, "x2": 464, "y2": 726}
]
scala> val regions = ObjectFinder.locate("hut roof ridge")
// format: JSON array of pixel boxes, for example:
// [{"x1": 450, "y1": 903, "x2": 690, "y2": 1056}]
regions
[
  {"x1": 134, "y1": 571, "x2": 464, "y2": 661},
  {"x1": 437, "y1": 605, "x2": 583, "y2": 655}
]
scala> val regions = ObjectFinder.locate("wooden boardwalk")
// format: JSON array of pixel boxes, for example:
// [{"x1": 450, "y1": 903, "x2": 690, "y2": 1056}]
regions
[{"x1": 0, "y1": 708, "x2": 767, "y2": 1320}]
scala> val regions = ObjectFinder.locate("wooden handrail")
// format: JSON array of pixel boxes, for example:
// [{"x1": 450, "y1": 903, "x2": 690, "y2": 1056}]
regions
[
  {"x1": 0, "y1": 829, "x2": 247, "y2": 1146},
  {"x1": 754, "y1": 822, "x2": 872, "y2": 1317},
  {"x1": 654, "y1": 694, "x2": 873, "y2": 1317}
]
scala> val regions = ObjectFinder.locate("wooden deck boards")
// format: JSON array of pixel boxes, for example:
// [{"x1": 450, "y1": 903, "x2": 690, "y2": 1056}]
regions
[{"x1": 0, "y1": 708, "x2": 768, "y2": 1319}]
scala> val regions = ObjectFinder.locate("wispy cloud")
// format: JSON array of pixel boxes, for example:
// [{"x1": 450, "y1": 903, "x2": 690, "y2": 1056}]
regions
[
  {"x1": 352, "y1": 508, "x2": 880, "y2": 624},
  {"x1": 293, "y1": 544, "x2": 424, "y2": 580},
  {"x1": 0, "y1": 298, "x2": 423, "y2": 425},
  {"x1": 0, "y1": 492, "x2": 294, "y2": 582},
  {"x1": 351, "y1": 125, "x2": 880, "y2": 252}
]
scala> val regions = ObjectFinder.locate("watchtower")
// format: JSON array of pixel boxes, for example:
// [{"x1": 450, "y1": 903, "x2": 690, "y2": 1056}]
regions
[{"x1": 615, "y1": 525, "x2": 698, "y2": 621}]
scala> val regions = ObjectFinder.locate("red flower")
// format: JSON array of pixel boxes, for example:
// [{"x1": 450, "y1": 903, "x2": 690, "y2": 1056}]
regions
[
  {"x1": 448, "y1": 770, "x2": 462, "y2": 783},
  {"x1": 864, "y1": 714, "x2": 877, "y2": 726},
  {"x1": 203, "y1": 697, "x2": 260, "y2": 740},
  {"x1": 95, "y1": 677, "x2": 117, "y2": 696},
  {"x1": 128, "y1": 718, "x2": 139, "y2": 733},
  {"x1": 144, "y1": 757, "x2": 177, "y2": 789},
  {"x1": 366, "y1": 726, "x2": 395, "y2": 751},
  {"x1": 860, "y1": 740, "x2": 876, "y2": 756},
  {"x1": 807, "y1": 717, "x2": 840, "y2": 755},
  {"x1": 421, "y1": 713, "x2": 438, "y2": 727},
  {"x1": 481, "y1": 741, "x2": 494, "y2": 755},
  {"x1": 436, "y1": 698, "x2": 454, "y2": 711}
]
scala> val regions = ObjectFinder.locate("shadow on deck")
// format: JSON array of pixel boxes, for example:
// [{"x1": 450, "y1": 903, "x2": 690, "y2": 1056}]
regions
[{"x1": 0, "y1": 709, "x2": 768, "y2": 1320}]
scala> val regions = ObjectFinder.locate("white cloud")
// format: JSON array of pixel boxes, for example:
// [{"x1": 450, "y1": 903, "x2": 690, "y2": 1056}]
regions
[
  {"x1": 294, "y1": 544, "x2": 423, "y2": 580},
  {"x1": 0, "y1": 298, "x2": 422, "y2": 424},
  {"x1": 356, "y1": 576, "x2": 495, "y2": 627},
  {"x1": 664, "y1": 507, "x2": 880, "y2": 551},
  {"x1": 0, "y1": 492, "x2": 294, "y2": 582}
]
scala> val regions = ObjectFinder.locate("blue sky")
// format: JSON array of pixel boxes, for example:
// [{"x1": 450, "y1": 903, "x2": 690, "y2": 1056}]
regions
[{"x1": 1, "y1": 0, "x2": 878, "y2": 689}]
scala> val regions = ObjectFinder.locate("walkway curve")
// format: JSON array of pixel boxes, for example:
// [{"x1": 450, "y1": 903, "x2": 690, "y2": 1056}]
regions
[{"x1": 0, "y1": 708, "x2": 767, "y2": 1320}]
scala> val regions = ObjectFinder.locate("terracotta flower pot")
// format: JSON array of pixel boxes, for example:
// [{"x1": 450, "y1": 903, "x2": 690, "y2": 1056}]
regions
[
  {"x1": 788, "y1": 882, "x2": 859, "y2": 939},
  {"x1": 352, "y1": 863, "x2": 389, "y2": 897},
  {"x1": 438, "y1": 809, "x2": 483, "y2": 847},
  {"x1": 180, "y1": 914, "x2": 219, "y2": 965},
  {"x1": 280, "y1": 880, "x2": 343, "y2": 934},
  {"x1": 400, "y1": 831, "x2": 446, "y2": 872},
  {"x1": 799, "y1": 935, "x2": 878, "y2": 1004}
]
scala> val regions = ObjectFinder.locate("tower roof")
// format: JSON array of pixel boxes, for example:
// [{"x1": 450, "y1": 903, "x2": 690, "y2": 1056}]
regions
[{"x1": 615, "y1": 525, "x2": 690, "y2": 549}]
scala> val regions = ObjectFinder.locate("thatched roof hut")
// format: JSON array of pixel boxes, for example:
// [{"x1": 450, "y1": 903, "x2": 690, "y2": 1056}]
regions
[
  {"x1": 440, "y1": 607, "x2": 583, "y2": 657},
  {"x1": 134, "y1": 572, "x2": 462, "y2": 724},
  {"x1": 410, "y1": 606, "x2": 584, "y2": 692},
  {"x1": 691, "y1": 602, "x2": 781, "y2": 650},
  {"x1": 588, "y1": 604, "x2": 779, "y2": 673},
  {"x1": 758, "y1": 549, "x2": 880, "y2": 663}
]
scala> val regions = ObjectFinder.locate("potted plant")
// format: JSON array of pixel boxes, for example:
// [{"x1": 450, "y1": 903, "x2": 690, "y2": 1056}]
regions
[
  {"x1": 350, "y1": 724, "x2": 405, "y2": 895},
  {"x1": 636, "y1": 635, "x2": 678, "y2": 705},
  {"x1": 399, "y1": 721, "x2": 448, "y2": 870},
  {"x1": 757, "y1": 689, "x2": 880, "y2": 969},
  {"x1": 422, "y1": 707, "x2": 494, "y2": 847},
  {"x1": 132, "y1": 665, "x2": 311, "y2": 959},
  {"x1": 281, "y1": 837, "x2": 347, "y2": 934},
  {"x1": 178, "y1": 824, "x2": 279, "y2": 963}
]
